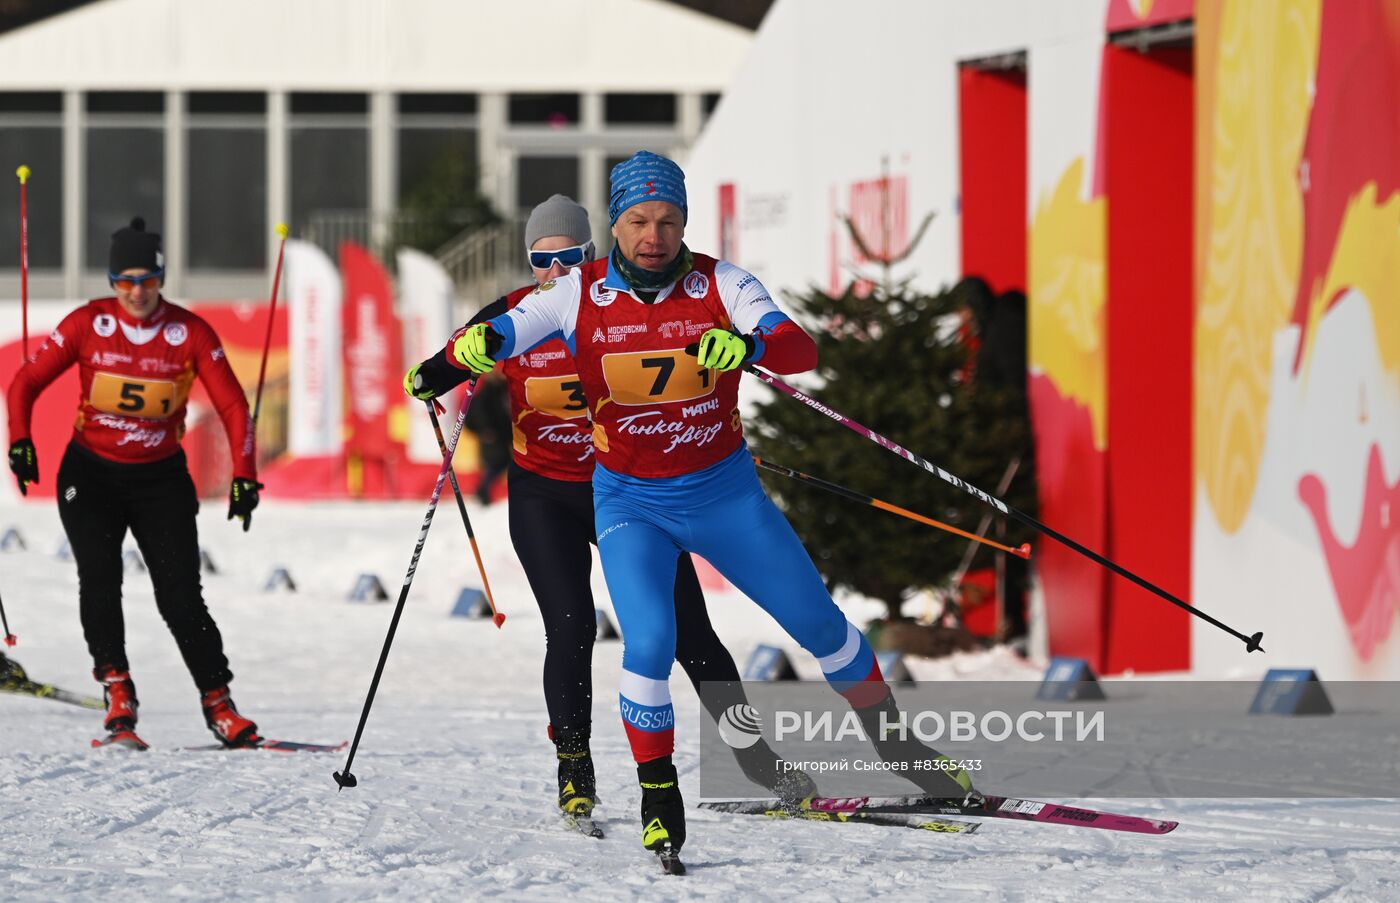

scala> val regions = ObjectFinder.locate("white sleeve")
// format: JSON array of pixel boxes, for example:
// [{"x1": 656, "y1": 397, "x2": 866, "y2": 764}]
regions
[
  {"x1": 714, "y1": 260, "x2": 786, "y2": 334},
  {"x1": 492, "y1": 270, "x2": 583, "y2": 357}
]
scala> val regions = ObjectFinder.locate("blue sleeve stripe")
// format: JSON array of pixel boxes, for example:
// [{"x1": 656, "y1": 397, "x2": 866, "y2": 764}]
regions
[
  {"x1": 748, "y1": 334, "x2": 767, "y2": 364},
  {"x1": 755, "y1": 311, "x2": 790, "y2": 333},
  {"x1": 489, "y1": 314, "x2": 518, "y2": 358}
]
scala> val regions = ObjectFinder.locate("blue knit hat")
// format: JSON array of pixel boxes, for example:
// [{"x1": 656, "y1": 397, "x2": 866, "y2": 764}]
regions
[{"x1": 608, "y1": 150, "x2": 687, "y2": 225}]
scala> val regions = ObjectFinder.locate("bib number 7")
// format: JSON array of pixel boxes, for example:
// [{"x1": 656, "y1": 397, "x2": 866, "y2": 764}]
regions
[{"x1": 600, "y1": 348, "x2": 715, "y2": 406}]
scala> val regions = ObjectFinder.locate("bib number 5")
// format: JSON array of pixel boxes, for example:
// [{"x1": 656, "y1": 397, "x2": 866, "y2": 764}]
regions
[{"x1": 89, "y1": 371, "x2": 184, "y2": 418}]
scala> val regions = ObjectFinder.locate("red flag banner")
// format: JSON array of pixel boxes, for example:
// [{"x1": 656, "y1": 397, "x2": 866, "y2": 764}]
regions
[{"x1": 340, "y1": 241, "x2": 400, "y2": 460}]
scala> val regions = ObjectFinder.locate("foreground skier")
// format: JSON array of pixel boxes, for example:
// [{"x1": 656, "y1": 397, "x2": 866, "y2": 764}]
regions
[
  {"x1": 449, "y1": 152, "x2": 975, "y2": 871},
  {"x1": 407, "y1": 194, "x2": 811, "y2": 839}
]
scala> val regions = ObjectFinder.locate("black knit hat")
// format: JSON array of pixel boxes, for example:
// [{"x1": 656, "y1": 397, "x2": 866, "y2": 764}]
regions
[{"x1": 108, "y1": 217, "x2": 163, "y2": 275}]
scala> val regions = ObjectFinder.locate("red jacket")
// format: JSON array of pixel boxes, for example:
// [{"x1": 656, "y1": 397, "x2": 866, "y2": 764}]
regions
[{"x1": 7, "y1": 297, "x2": 257, "y2": 478}]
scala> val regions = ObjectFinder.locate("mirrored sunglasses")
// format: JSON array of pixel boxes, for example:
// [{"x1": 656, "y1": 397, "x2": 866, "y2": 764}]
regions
[
  {"x1": 528, "y1": 243, "x2": 592, "y2": 270},
  {"x1": 109, "y1": 269, "x2": 164, "y2": 289}
]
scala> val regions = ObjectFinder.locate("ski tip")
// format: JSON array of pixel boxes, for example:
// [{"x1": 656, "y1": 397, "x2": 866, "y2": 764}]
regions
[
  {"x1": 333, "y1": 770, "x2": 358, "y2": 790},
  {"x1": 92, "y1": 732, "x2": 149, "y2": 750},
  {"x1": 492, "y1": 612, "x2": 506, "y2": 628}
]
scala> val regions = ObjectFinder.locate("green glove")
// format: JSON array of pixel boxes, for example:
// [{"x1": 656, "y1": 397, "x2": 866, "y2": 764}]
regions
[
  {"x1": 403, "y1": 363, "x2": 436, "y2": 399},
  {"x1": 695, "y1": 328, "x2": 755, "y2": 372},
  {"x1": 452, "y1": 323, "x2": 499, "y2": 375},
  {"x1": 8, "y1": 439, "x2": 38, "y2": 496}
]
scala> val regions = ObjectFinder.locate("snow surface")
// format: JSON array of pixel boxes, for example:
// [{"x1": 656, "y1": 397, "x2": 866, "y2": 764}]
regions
[{"x1": 3, "y1": 497, "x2": 1399, "y2": 901}]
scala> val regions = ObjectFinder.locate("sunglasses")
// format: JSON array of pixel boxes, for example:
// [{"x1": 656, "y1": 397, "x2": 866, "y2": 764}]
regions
[
  {"x1": 528, "y1": 243, "x2": 592, "y2": 270},
  {"x1": 109, "y1": 269, "x2": 164, "y2": 289}
]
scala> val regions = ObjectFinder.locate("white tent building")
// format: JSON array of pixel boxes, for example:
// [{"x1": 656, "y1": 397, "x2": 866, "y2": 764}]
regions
[{"x1": 0, "y1": 0, "x2": 753, "y2": 300}]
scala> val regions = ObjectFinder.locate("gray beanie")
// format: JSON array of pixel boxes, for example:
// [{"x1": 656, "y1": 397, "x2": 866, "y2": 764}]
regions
[{"x1": 524, "y1": 194, "x2": 591, "y2": 250}]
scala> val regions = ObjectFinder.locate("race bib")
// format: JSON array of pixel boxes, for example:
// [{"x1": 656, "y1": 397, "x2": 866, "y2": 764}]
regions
[
  {"x1": 89, "y1": 371, "x2": 188, "y2": 419},
  {"x1": 599, "y1": 349, "x2": 715, "y2": 407},
  {"x1": 524, "y1": 375, "x2": 590, "y2": 420}
]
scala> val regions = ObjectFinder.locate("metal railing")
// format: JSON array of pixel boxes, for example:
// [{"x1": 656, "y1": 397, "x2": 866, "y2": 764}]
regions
[
  {"x1": 301, "y1": 210, "x2": 530, "y2": 315},
  {"x1": 433, "y1": 217, "x2": 530, "y2": 314}
]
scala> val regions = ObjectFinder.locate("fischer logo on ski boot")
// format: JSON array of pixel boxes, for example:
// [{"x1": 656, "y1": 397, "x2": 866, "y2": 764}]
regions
[
  {"x1": 552, "y1": 724, "x2": 598, "y2": 816},
  {"x1": 637, "y1": 755, "x2": 686, "y2": 873}
]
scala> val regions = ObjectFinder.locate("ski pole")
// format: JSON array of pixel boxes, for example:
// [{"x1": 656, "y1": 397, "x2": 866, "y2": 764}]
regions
[
  {"x1": 753, "y1": 455, "x2": 1031, "y2": 559},
  {"x1": 251, "y1": 223, "x2": 290, "y2": 426},
  {"x1": 425, "y1": 398, "x2": 505, "y2": 628},
  {"x1": 951, "y1": 457, "x2": 1024, "y2": 583},
  {"x1": 334, "y1": 389, "x2": 474, "y2": 790},
  {"x1": 0, "y1": 584, "x2": 15, "y2": 646},
  {"x1": 16, "y1": 165, "x2": 31, "y2": 364},
  {"x1": 724, "y1": 356, "x2": 1264, "y2": 654}
]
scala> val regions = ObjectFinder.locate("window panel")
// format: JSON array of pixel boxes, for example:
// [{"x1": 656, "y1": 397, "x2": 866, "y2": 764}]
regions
[
  {"x1": 86, "y1": 92, "x2": 164, "y2": 114},
  {"x1": 187, "y1": 128, "x2": 267, "y2": 269},
  {"x1": 0, "y1": 126, "x2": 63, "y2": 268},
  {"x1": 85, "y1": 127, "x2": 164, "y2": 268},
  {"x1": 0, "y1": 92, "x2": 62, "y2": 113},
  {"x1": 290, "y1": 127, "x2": 368, "y2": 235},
  {"x1": 508, "y1": 93, "x2": 580, "y2": 126},
  {"x1": 398, "y1": 127, "x2": 477, "y2": 199},
  {"x1": 517, "y1": 156, "x2": 579, "y2": 213},
  {"x1": 604, "y1": 93, "x2": 677, "y2": 125},
  {"x1": 290, "y1": 93, "x2": 368, "y2": 114},
  {"x1": 398, "y1": 93, "x2": 477, "y2": 115},
  {"x1": 188, "y1": 92, "x2": 266, "y2": 114}
]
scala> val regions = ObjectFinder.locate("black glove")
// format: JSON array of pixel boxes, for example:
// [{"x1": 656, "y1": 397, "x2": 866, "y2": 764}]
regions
[
  {"x1": 228, "y1": 477, "x2": 264, "y2": 532},
  {"x1": 8, "y1": 439, "x2": 38, "y2": 496}
]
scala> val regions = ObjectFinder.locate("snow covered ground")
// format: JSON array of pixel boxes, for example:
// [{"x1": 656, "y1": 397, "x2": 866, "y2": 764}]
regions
[{"x1": 2, "y1": 496, "x2": 1399, "y2": 901}]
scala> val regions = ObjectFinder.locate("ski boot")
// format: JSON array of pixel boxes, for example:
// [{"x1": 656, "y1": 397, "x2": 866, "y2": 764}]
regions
[
  {"x1": 201, "y1": 685, "x2": 260, "y2": 747},
  {"x1": 552, "y1": 724, "x2": 603, "y2": 837},
  {"x1": 93, "y1": 666, "x2": 147, "y2": 750},
  {"x1": 855, "y1": 693, "x2": 980, "y2": 803},
  {"x1": 638, "y1": 755, "x2": 686, "y2": 874},
  {"x1": 733, "y1": 737, "x2": 818, "y2": 809}
]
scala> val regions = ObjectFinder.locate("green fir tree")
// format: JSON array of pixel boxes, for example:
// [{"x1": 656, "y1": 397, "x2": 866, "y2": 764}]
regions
[{"x1": 749, "y1": 279, "x2": 1037, "y2": 623}]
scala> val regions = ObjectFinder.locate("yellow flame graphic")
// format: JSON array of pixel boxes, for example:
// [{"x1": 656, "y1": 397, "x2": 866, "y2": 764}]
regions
[
  {"x1": 1029, "y1": 156, "x2": 1107, "y2": 449},
  {"x1": 1195, "y1": 0, "x2": 1321, "y2": 533}
]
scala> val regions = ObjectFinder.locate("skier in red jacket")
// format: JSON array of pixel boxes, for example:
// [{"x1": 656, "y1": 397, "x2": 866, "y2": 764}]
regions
[{"x1": 6, "y1": 218, "x2": 264, "y2": 750}]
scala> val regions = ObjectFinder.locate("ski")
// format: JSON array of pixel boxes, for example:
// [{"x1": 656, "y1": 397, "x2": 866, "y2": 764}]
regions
[
  {"x1": 759, "y1": 807, "x2": 980, "y2": 834},
  {"x1": 564, "y1": 813, "x2": 605, "y2": 838},
  {"x1": 91, "y1": 729, "x2": 149, "y2": 751},
  {"x1": 184, "y1": 737, "x2": 349, "y2": 753},
  {"x1": 701, "y1": 794, "x2": 1177, "y2": 835},
  {"x1": 1, "y1": 659, "x2": 105, "y2": 710}
]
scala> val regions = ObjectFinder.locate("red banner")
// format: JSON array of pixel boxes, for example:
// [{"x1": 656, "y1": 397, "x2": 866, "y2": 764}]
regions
[{"x1": 340, "y1": 242, "x2": 400, "y2": 460}]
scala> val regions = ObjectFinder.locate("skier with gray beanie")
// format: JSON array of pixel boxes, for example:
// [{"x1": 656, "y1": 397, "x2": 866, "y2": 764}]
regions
[{"x1": 403, "y1": 193, "x2": 805, "y2": 839}]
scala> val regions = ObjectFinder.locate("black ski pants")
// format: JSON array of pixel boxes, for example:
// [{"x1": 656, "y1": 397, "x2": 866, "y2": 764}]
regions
[{"x1": 56, "y1": 442, "x2": 232, "y2": 692}]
